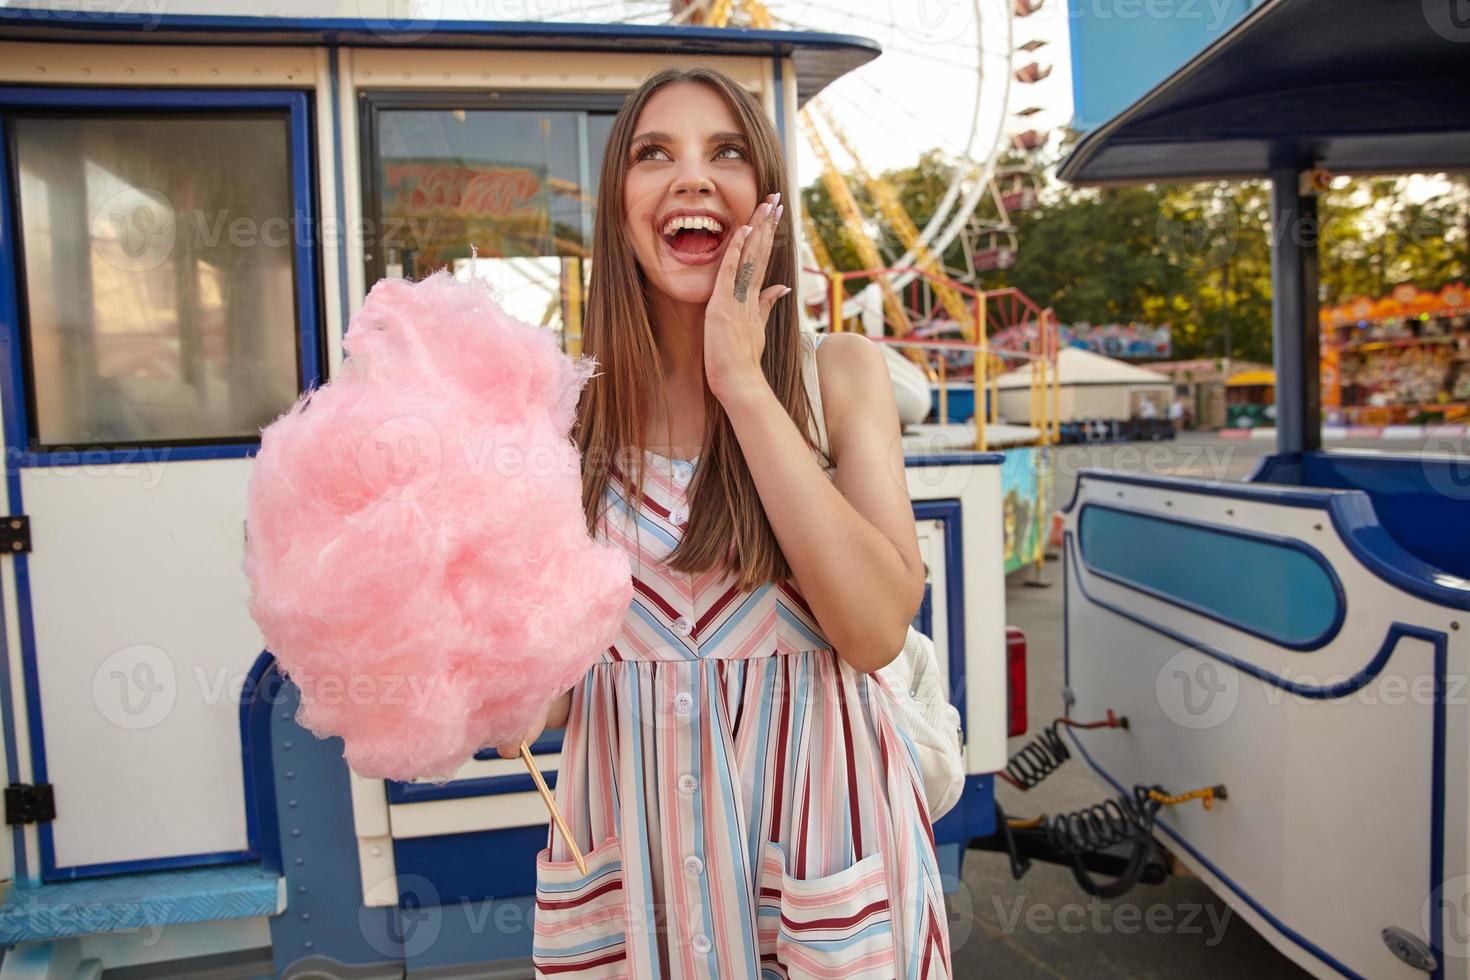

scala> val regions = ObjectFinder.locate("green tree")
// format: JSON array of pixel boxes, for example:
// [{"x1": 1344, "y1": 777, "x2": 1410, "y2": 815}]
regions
[{"x1": 801, "y1": 129, "x2": 1469, "y2": 364}]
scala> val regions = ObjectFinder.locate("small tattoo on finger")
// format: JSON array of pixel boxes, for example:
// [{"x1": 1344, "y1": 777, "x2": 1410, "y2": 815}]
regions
[{"x1": 734, "y1": 260, "x2": 755, "y2": 301}]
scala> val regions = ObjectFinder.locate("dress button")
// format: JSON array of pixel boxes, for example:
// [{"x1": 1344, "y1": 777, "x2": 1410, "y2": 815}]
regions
[
  {"x1": 673, "y1": 616, "x2": 693, "y2": 637},
  {"x1": 672, "y1": 462, "x2": 693, "y2": 486},
  {"x1": 684, "y1": 855, "x2": 705, "y2": 876},
  {"x1": 669, "y1": 506, "x2": 689, "y2": 526},
  {"x1": 691, "y1": 934, "x2": 712, "y2": 955},
  {"x1": 674, "y1": 692, "x2": 693, "y2": 715},
  {"x1": 677, "y1": 774, "x2": 698, "y2": 795}
]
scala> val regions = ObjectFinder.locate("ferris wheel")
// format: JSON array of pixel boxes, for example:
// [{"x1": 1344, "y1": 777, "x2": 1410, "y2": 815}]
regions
[{"x1": 532, "y1": 0, "x2": 1054, "y2": 330}]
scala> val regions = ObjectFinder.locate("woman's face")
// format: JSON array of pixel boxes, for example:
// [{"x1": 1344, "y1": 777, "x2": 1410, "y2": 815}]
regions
[{"x1": 622, "y1": 81, "x2": 760, "y2": 306}]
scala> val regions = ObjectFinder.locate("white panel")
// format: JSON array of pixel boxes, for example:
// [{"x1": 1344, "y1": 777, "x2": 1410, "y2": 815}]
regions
[
  {"x1": 391, "y1": 791, "x2": 553, "y2": 840},
  {"x1": 907, "y1": 461, "x2": 1008, "y2": 774},
  {"x1": 1064, "y1": 474, "x2": 1470, "y2": 980},
  {"x1": 22, "y1": 458, "x2": 261, "y2": 869}
]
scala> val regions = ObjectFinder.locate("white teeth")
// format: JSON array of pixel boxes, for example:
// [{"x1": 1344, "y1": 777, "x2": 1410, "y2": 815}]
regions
[{"x1": 661, "y1": 214, "x2": 725, "y2": 236}]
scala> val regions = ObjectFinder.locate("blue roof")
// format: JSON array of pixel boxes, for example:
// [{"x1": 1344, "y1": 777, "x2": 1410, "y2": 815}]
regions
[
  {"x1": 1058, "y1": 0, "x2": 1470, "y2": 184},
  {"x1": 0, "y1": 10, "x2": 880, "y2": 107}
]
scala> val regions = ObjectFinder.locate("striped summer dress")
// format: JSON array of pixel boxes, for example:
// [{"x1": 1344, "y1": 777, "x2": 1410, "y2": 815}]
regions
[{"x1": 533, "y1": 331, "x2": 953, "y2": 979}]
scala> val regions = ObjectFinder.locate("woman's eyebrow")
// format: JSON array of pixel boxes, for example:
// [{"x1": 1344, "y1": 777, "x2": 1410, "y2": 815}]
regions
[{"x1": 631, "y1": 130, "x2": 748, "y2": 143}]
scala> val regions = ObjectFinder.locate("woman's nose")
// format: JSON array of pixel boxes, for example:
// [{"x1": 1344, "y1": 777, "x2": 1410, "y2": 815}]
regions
[{"x1": 670, "y1": 156, "x2": 716, "y2": 193}]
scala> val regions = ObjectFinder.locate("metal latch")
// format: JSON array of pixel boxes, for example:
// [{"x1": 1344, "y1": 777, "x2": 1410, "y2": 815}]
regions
[
  {"x1": 0, "y1": 516, "x2": 29, "y2": 554},
  {"x1": 5, "y1": 782, "x2": 55, "y2": 825}
]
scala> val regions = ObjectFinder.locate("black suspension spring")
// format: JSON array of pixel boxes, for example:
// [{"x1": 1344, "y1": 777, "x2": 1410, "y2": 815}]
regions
[
  {"x1": 1001, "y1": 710, "x2": 1127, "y2": 791},
  {"x1": 1040, "y1": 785, "x2": 1164, "y2": 898},
  {"x1": 1002, "y1": 722, "x2": 1070, "y2": 790}
]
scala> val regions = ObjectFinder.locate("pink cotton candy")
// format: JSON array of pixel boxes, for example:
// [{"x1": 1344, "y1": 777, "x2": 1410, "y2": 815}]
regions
[{"x1": 243, "y1": 269, "x2": 631, "y2": 783}]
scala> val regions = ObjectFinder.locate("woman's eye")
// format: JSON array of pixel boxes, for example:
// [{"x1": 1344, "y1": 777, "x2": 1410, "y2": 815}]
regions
[
  {"x1": 634, "y1": 144, "x2": 668, "y2": 162},
  {"x1": 716, "y1": 143, "x2": 747, "y2": 161}
]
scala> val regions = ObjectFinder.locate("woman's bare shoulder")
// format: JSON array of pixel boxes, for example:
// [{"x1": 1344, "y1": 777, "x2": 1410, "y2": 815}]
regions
[{"x1": 814, "y1": 333, "x2": 899, "y2": 456}]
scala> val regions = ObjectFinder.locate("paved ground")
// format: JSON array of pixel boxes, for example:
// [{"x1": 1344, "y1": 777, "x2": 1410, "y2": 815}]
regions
[{"x1": 947, "y1": 432, "x2": 1456, "y2": 977}]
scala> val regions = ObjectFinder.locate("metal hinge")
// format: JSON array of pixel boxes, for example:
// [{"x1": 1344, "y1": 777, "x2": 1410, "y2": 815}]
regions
[
  {"x1": 0, "y1": 516, "x2": 30, "y2": 554},
  {"x1": 5, "y1": 782, "x2": 55, "y2": 825}
]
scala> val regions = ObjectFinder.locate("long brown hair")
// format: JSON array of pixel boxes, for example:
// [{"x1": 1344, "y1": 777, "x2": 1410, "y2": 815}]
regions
[{"x1": 576, "y1": 65, "x2": 814, "y2": 591}]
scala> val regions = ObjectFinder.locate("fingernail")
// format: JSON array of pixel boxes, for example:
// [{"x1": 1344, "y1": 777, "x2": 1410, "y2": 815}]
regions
[
  {"x1": 773, "y1": 191, "x2": 781, "y2": 206},
  {"x1": 775, "y1": 204, "x2": 784, "y2": 222}
]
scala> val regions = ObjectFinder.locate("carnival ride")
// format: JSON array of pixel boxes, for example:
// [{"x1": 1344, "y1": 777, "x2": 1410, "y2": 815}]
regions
[
  {"x1": 1023, "y1": 2, "x2": 1470, "y2": 978},
  {"x1": 0, "y1": 5, "x2": 1043, "y2": 977}
]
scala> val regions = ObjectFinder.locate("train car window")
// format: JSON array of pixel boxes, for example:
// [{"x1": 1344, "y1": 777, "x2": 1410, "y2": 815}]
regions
[{"x1": 12, "y1": 112, "x2": 302, "y2": 449}]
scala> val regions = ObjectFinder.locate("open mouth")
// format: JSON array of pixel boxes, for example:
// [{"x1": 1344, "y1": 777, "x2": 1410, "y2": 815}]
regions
[{"x1": 660, "y1": 215, "x2": 728, "y2": 260}]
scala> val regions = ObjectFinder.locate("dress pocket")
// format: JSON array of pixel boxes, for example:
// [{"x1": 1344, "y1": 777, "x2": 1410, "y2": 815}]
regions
[
  {"x1": 532, "y1": 835, "x2": 629, "y2": 979},
  {"x1": 760, "y1": 840, "x2": 896, "y2": 979}
]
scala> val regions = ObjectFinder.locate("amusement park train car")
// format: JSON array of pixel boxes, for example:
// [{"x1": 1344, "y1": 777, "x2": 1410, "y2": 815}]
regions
[
  {"x1": 0, "y1": 5, "x2": 1019, "y2": 976},
  {"x1": 1054, "y1": 2, "x2": 1470, "y2": 978}
]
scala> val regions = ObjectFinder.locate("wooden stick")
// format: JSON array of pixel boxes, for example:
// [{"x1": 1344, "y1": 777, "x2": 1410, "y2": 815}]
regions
[{"x1": 519, "y1": 740, "x2": 587, "y2": 876}]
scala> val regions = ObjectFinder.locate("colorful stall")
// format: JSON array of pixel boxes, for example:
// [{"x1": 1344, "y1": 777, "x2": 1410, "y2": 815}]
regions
[{"x1": 1321, "y1": 282, "x2": 1470, "y2": 427}]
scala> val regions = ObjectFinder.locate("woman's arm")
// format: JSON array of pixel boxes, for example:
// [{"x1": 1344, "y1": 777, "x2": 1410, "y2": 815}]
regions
[{"x1": 718, "y1": 332, "x2": 925, "y2": 673}]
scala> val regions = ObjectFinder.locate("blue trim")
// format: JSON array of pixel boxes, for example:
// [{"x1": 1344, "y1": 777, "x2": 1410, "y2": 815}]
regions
[
  {"x1": 0, "y1": 863, "x2": 283, "y2": 944},
  {"x1": 912, "y1": 500, "x2": 965, "y2": 732},
  {"x1": 1325, "y1": 492, "x2": 1470, "y2": 613},
  {"x1": 1062, "y1": 467, "x2": 1338, "y2": 515},
  {"x1": 286, "y1": 90, "x2": 323, "y2": 392},
  {"x1": 0, "y1": 86, "x2": 323, "y2": 879},
  {"x1": 329, "y1": 48, "x2": 352, "y2": 347},
  {"x1": 0, "y1": 86, "x2": 307, "y2": 111},
  {"x1": 1076, "y1": 503, "x2": 1347, "y2": 651},
  {"x1": 1069, "y1": 533, "x2": 1391, "y2": 699},
  {"x1": 904, "y1": 452, "x2": 1005, "y2": 468},
  {"x1": 0, "y1": 10, "x2": 879, "y2": 53},
  {"x1": 0, "y1": 84, "x2": 323, "y2": 466},
  {"x1": 14, "y1": 443, "x2": 263, "y2": 468},
  {"x1": 40, "y1": 848, "x2": 261, "y2": 884},
  {"x1": 1254, "y1": 448, "x2": 1470, "y2": 583},
  {"x1": 1063, "y1": 542, "x2": 1448, "y2": 979},
  {"x1": 1066, "y1": 470, "x2": 1470, "y2": 611},
  {"x1": 772, "y1": 54, "x2": 785, "y2": 159},
  {"x1": 385, "y1": 729, "x2": 568, "y2": 804},
  {"x1": 240, "y1": 652, "x2": 283, "y2": 877},
  {"x1": 0, "y1": 114, "x2": 25, "y2": 883}
]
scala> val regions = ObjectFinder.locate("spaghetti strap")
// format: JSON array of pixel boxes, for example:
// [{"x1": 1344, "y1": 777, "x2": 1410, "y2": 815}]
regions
[{"x1": 801, "y1": 331, "x2": 834, "y2": 469}]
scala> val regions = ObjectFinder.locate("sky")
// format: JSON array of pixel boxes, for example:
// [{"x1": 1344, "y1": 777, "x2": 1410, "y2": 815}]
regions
[{"x1": 2, "y1": 0, "x2": 1077, "y2": 184}]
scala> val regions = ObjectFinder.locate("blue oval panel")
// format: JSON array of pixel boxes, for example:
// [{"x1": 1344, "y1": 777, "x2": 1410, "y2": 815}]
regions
[{"x1": 1078, "y1": 506, "x2": 1343, "y2": 649}]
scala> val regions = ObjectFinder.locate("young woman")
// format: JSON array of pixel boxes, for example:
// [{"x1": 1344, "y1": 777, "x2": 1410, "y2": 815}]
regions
[{"x1": 499, "y1": 65, "x2": 954, "y2": 978}]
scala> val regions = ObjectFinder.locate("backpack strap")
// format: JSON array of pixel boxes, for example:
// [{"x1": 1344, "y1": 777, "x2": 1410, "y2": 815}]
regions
[{"x1": 800, "y1": 331, "x2": 834, "y2": 469}]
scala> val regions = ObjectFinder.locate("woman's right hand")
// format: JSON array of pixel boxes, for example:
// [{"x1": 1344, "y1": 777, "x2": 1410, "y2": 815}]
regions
[{"x1": 496, "y1": 689, "x2": 573, "y2": 759}]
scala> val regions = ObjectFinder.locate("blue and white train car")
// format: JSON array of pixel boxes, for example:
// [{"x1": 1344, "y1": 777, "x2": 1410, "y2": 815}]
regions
[
  {"x1": 1059, "y1": 2, "x2": 1470, "y2": 978},
  {"x1": 0, "y1": 5, "x2": 1013, "y2": 976}
]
